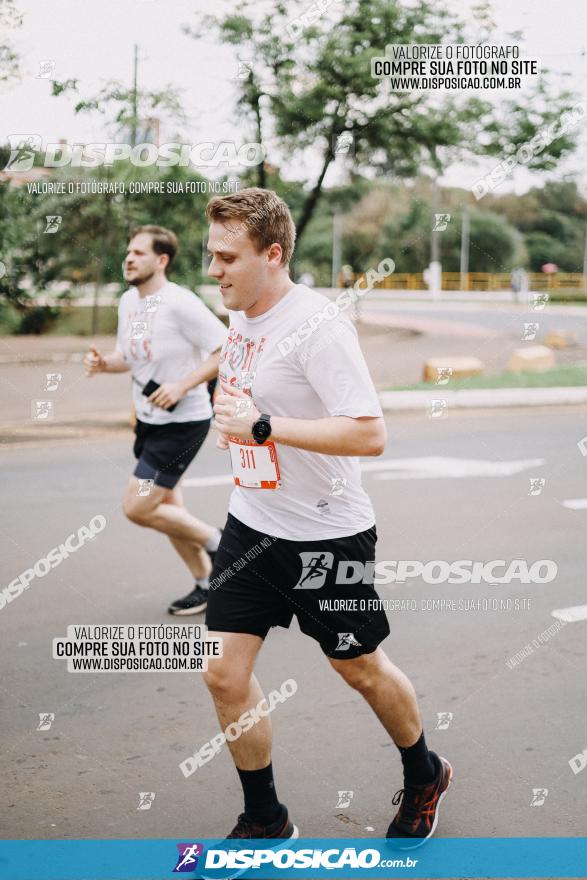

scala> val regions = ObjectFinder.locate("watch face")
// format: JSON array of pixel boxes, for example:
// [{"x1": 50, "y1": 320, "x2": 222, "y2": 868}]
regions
[{"x1": 253, "y1": 419, "x2": 271, "y2": 441}]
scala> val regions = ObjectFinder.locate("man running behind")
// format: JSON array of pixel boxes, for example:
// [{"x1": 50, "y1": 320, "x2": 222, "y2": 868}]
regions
[{"x1": 84, "y1": 225, "x2": 227, "y2": 615}]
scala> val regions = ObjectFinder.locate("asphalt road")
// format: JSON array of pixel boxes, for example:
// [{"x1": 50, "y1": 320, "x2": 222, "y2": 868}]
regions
[
  {"x1": 1, "y1": 408, "x2": 587, "y2": 843},
  {"x1": 2, "y1": 305, "x2": 587, "y2": 434},
  {"x1": 365, "y1": 296, "x2": 587, "y2": 346}
]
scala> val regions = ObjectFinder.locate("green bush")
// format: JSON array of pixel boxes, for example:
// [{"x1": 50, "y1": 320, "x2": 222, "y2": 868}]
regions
[{"x1": 15, "y1": 305, "x2": 59, "y2": 335}]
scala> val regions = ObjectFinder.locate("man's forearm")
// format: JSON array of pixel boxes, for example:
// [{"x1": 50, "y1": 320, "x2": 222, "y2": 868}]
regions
[
  {"x1": 178, "y1": 350, "x2": 221, "y2": 395},
  {"x1": 270, "y1": 415, "x2": 386, "y2": 457},
  {"x1": 103, "y1": 351, "x2": 130, "y2": 373}
]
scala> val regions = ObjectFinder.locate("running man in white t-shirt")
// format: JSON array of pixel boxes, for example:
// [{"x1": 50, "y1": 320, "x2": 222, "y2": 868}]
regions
[
  {"x1": 202, "y1": 190, "x2": 452, "y2": 846},
  {"x1": 83, "y1": 226, "x2": 227, "y2": 615}
]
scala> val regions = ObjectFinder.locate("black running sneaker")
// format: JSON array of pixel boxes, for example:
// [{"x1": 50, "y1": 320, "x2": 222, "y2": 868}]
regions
[
  {"x1": 167, "y1": 585, "x2": 208, "y2": 616},
  {"x1": 386, "y1": 752, "x2": 452, "y2": 848},
  {"x1": 200, "y1": 807, "x2": 298, "y2": 880},
  {"x1": 228, "y1": 805, "x2": 298, "y2": 840}
]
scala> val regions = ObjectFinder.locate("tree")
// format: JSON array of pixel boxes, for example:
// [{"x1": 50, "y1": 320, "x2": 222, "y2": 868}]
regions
[
  {"x1": 0, "y1": 181, "x2": 38, "y2": 311},
  {"x1": 51, "y1": 78, "x2": 186, "y2": 143},
  {"x1": 186, "y1": 0, "x2": 581, "y2": 248},
  {"x1": 0, "y1": 0, "x2": 22, "y2": 84},
  {"x1": 489, "y1": 181, "x2": 587, "y2": 271},
  {"x1": 0, "y1": 157, "x2": 226, "y2": 328}
]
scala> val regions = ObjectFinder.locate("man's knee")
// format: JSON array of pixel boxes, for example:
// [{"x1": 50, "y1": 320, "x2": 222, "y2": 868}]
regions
[
  {"x1": 203, "y1": 661, "x2": 250, "y2": 702},
  {"x1": 122, "y1": 496, "x2": 153, "y2": 526},
  {"x1": 329, "y1": 649, "x2": 383, "y2": 692}
]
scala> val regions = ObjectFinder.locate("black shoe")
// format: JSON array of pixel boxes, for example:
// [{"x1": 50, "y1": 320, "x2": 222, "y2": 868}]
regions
[
  {"x1": 227, "y1": 805, "x2": 298, "y2": 840},
  {"x1": 167, "y1": 585, "x2": 209, "y2": 616},
  {"x1": 200, "y1": 807, "x2": 298, "y2": 880},
  {"x1": 386, "y1": 752, "x2": 453, "y2": 849}
]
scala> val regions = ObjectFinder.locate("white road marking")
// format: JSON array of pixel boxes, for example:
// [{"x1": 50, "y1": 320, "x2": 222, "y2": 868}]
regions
[
  {"x1": 367, "y1": 456, "x2": 545, "y2": 480},
  {"x1": 562, "y1": 498, "x2": 587, "y2": 510},
  {"x1": 183, "y1": 474, "x2": 234, "y2": 488},
  {"x1": 551, "y1": 605, "x2": 587, "y2": 623},
  {"x1": 183, "y1": 456, "x2": 544, "y2": 488}
]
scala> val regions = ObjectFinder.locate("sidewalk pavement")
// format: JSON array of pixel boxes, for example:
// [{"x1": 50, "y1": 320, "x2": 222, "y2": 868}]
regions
[
  {"x1": 0, "y1": 335, "x2": 114, "y2": 364},
  {"x1": 35, "y1": 285, "x2": 571, "y2": 307},
  {"x1": 379, "y1": 386, "x2": 587, "y2": 412},
  {"x1": 1, "y1": 324, "x2": 586, "y2": 448}
]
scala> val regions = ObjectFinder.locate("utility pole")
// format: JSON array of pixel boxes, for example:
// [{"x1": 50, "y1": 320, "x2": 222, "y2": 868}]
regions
[
  {"x1": 460, "y1": 208, "x2": 470, "y2": 291},
  {"x1": 131, "y1": 44, "x2": 138, "y2": 147},
  {"x1": 428, "y1": 179, "x2": 441, "y2": 299},
  {"x1": 201, "y1": 235, "x2": 209, "y2": 283},
  {"x1": 331, "y1": 212, "x2": 342, "y2": 289}
]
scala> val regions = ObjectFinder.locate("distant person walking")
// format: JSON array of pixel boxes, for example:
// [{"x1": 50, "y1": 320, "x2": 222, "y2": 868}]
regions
[{"x1": 511, "y1": 267, "x2": 529, "y2": 303}]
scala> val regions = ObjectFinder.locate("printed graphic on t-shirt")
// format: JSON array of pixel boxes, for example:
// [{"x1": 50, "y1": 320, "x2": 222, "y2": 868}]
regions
[
  {"x1": 221, "y1": 287, "x2": 381, "y2": 539},
  {"x1": 121, "y1": 300, "x2": 156, "y2": 363},
  {"x1": 116, "y1": 283, "x2": 227, "y2": 426},
  {"x1": 219, "y1": 327, "x2": 265, "y2": 390},
  {"x1": 220, "y1": 327, "x2": 280, "y2": 488}
]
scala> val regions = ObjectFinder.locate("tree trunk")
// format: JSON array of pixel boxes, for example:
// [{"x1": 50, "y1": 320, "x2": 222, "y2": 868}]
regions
[
  {"x1": 295, "y1": 149, "x2": 333, "y2": 247},
  {"x1": 91, "y1": 280, "x2": 100, "y2": 336},
  {"x1": 253, "y1": 91, "x2": 266, "y2": 189},
  {"x1": 295, "y1": 107, "x2": 342, "y2": 247}
]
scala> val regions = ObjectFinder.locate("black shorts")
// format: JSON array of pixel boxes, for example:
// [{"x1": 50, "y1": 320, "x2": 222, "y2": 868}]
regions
[
  {"x1": 205, "y1": 514, "x2": 390, "y2": 658},
  {"x1": 133, "y1": 418, "x2": 210, "y2": 489}
]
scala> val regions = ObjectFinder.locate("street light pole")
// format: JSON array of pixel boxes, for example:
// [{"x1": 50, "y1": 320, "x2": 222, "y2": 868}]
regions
[
  {"x1": 331, "y1": 212, "x2": 342, "y2": 289},
  {"x1": 429, "y1": 179, "x2": 441, "y2": 299},
  {"x1": 131, "y1": 45, "x2": 138, "y2": 148},
  {"x1": 460, "y1": 208, "x2": 470, "y2": 291}
]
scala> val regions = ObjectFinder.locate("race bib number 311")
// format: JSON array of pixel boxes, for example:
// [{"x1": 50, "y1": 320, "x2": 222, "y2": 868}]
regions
[{"x1": 228, "y1": 438, "x2": 281, "y2": 489}]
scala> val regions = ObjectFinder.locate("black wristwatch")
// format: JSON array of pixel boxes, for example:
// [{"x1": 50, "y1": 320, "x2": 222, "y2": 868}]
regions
[{"x1": 252, "y1": 413, "x2": 272, "y2": 444}]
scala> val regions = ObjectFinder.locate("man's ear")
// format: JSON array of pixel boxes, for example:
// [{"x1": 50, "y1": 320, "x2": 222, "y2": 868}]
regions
[{"x1": 266, "y1": 242, "x2": 284, "y2": 266}]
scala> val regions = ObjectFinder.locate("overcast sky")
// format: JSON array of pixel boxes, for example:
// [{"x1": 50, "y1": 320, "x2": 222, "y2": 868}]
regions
[{"x1": 2, "y1": 0, "x2": 586, "y2": 195}]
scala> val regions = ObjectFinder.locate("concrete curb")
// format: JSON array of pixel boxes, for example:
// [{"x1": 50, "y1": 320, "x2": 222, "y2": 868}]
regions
[{"x1": 378, "y1": 386, "x2": 587, "y2": 411}]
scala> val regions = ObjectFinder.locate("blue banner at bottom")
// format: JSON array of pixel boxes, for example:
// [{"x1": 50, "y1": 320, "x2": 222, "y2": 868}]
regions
[{"x1": 0, "y1": 838, "x2": 585, "y2": 879}]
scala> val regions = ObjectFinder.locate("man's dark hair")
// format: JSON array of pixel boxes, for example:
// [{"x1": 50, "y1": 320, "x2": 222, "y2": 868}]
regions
[{"x1": 129, "y1": 225, "x2": 179, "y2": 272}]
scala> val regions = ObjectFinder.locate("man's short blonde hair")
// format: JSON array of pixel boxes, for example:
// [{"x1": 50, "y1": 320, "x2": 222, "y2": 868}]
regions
[{"x1": 206, "y1": 187, "x2": 296, "y2": 265}]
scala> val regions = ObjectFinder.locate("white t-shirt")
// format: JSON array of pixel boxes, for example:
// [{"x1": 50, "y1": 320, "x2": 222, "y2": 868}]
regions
[
  {"x1": 219, "y1": 284, "x2": 383, "y2": 540},
  {"x1": 116, "y1": 281, "x2": 227, "y2": 425}
]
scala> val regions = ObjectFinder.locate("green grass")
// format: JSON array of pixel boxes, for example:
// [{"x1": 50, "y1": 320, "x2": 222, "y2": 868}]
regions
[
  {"x1": 0, "y1": 305, "x2": 118, "y2": 336},
  {"x1": 46, "y1": 307, "x2": 119, "y2": 336},
  {"x1": 391, "y1": 364, "x2": 587, "y2": 392},
  {"x1": 547, "y1": 291, "x2": 587, "y2": 304}
]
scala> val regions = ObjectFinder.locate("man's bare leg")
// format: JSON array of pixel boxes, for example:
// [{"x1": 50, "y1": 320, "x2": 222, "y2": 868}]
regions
[
  {"x1": 162, "y1": 484, "x2": 211, "y2": 580},
  {"x1": 203, "y1": 632, "x2": 270, "y2": 768},
  {"x1": 122, "y1": 476, "x2": 212, "y2": 580},
  {"x1": 329, "y1": 645, "x2": 440, "y2": 794},
  {"x1": 203, "y1": 632, "x2": 291, "y2": 831},
  {"x1": 329, "y1": 646, "x2": 422, "y2": 746},
  {"x1": 330, "y1": 646, "x2": 452, "y2": 840}
]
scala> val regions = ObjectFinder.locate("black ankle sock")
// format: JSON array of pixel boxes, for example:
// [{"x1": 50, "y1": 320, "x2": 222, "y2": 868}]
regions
[
  {"x1": 237, "y1": 763, "x2": 282, "y2": 824},
  {"x1": 397, "y1": 731, "x2": 437, "y2": 786}
]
